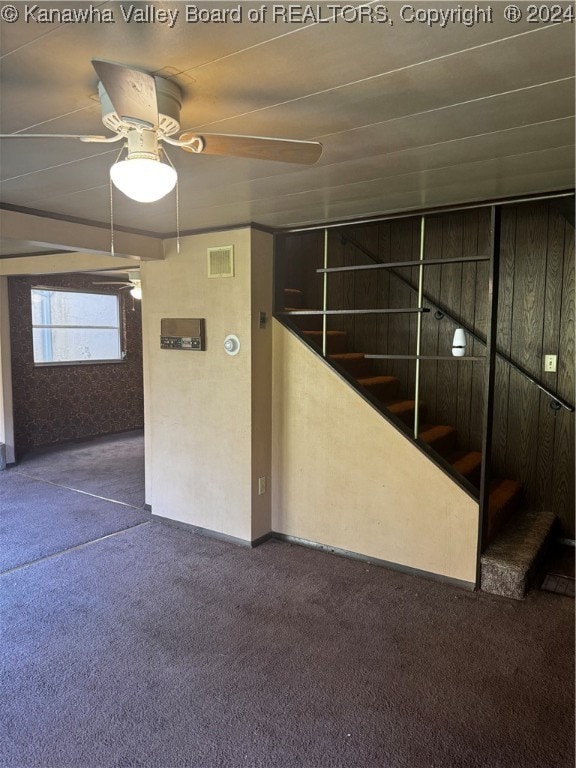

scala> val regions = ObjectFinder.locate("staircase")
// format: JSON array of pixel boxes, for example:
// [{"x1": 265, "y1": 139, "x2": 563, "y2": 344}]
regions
[{"x1": 281, "y1": 287, "x2": 554, "y2": 598}]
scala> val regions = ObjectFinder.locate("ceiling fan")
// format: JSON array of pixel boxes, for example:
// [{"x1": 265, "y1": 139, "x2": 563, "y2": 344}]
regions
[
  {"x1": 93, "y1": 270, "x2": 142, "y2": 299},
  {"x1": 1, "y1": 59, "x2": 323, "y2": 203}
]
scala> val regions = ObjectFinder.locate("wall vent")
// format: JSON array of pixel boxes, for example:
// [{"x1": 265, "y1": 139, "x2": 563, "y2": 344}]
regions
[{"x1": 207, "y1": 246, "x2": 234, "y2": 278}]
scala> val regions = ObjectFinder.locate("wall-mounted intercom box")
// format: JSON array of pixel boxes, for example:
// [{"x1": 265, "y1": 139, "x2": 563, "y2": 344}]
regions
[{"x1": 161, "y1": 318, "x2": 206, "y2": 350}]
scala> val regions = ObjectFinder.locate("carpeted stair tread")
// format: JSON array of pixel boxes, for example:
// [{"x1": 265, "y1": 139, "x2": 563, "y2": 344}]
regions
[
  {"x1": 419, "y1": 424, "x2": 458, "y2": 458},
  {"x1": 450, "y1": 451, "x2": 482, "y2": 486},
  {"x1": 481, "y1": 508, "x2": 556, "y2": 599},
  {"x1": 357, "y1": 375, "x2": 399, "y2": 387},
  {"x1": 357, "y1": 375, "x2": 401, "y2": 404},
  {"x1": 303, "y1": 330, "x2": 347, "y2": 338},
  {"x1": 383, "y1": 399, "x2": 422, "y2": 427}
]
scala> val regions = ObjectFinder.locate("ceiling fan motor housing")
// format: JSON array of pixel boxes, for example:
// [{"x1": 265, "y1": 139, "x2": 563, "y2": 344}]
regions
[
  {"x1": 125, "y1": 129, "x2": 162, "y2": 160},
  {"x1": 98, "y1": 76, "x2": 183, "y2": 136}
]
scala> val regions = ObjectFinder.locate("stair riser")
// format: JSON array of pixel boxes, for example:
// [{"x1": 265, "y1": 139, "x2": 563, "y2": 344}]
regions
[
  {"x1": 304, "y1": 332, "x2": 349, "y2": 355},
  {"x1": 423, "y1": 431, "x2": 458, "y2": 459},
  {"x1": 286, "y1": 314, "x2": 323, "y2": 332},
  {"x1": 487, "y1": 497, "x2": 521, "y2": 544},
  {"x1": 486, "y1": 480, "x2": 523, "y2": 545},
  {"x1": 331, "y1": 357, "x2": 376, "y2": 378},
  {"x1": 387, "y1": 403, "x2": 426, "y2": 429},
  {"x1": 463, "y1": 465, "x2": 482, "y2": 488},
  {"x1": 361, "y1": 380, "x2": 400, "y2": 402},
  {"x1": 451, "y1": 454, "x2": 483, "y2": 488},
  {"x1": 283, "y1": 289, "x2": 304, "y2": 309}
]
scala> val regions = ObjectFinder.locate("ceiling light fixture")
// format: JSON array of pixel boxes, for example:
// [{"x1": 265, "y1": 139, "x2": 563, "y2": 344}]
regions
[{"x1": 110, "y1": 130, "x2": 176, "y2": 203}]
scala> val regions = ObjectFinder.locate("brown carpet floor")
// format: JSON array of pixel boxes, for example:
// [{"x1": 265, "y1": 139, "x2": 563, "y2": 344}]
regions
[{"x1": 0, "y1": 434, "x2": 574, "y2": 767}]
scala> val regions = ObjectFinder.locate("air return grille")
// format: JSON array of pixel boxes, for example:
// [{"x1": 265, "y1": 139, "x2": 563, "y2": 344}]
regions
[{"x1": 207, "y1": 246, "x2": 234, "y2": 278}]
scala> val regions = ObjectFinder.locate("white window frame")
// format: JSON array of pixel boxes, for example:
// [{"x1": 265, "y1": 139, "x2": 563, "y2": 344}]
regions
[{"x1": 31, "y1": 286, "x2": 125, "y2": 366}]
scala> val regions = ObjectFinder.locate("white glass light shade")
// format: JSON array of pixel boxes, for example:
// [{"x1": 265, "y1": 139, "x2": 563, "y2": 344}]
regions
[
  {"x1": 130, "y1": 283, "x2": 142, "y2": 300},
  {"x1": 110, "y1": 158, "x2": 177, "y2": 203},
  {"x1": 452, "y1": 328, "x2": 466, "y2": 357}
]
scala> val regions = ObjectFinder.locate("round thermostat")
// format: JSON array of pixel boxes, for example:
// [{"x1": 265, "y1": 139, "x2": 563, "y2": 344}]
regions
[{"x1": 224, "y1": 334, "x2": 240, "y2": 356}]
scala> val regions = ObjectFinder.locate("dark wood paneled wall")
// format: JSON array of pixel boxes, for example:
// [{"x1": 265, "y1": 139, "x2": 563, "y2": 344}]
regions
[
  {"x1": 277, "y1": 197, "x2": 575, "y2": 538},
  {"x1": 492, "y1": 202, "x2": 574, "y2": 537}
]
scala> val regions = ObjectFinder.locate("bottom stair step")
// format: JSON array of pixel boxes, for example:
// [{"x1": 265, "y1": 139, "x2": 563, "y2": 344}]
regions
[{"x1": 481, "y1": 509, "x2": 556, "y2": 600}]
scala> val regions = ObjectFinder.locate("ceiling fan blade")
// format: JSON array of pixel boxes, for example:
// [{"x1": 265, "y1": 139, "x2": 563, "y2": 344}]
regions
[
  {"x1": 92, "y1": 59, "x2": 158, "y2": 129},
  {"x1": 0, "y1": 133, "x2": 111, "y2": 140},
  {"x1": 179, "y1": 132, "x2": 323, "y2": 165}
]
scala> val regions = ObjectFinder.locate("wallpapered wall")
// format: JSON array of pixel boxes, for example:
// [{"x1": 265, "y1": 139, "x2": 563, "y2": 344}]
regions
[{"x1": 9, "y1": 273, "x2": 143, "y2": 455}]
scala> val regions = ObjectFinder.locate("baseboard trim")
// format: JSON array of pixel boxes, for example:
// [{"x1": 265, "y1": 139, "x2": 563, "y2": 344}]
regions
[
  {"x1": 151, "y1": 514, "x2": 272, "y2": 548},
  {"x1": 150, "y1": 515, "x2": 474, "y2": 588},
  {"x1": 272, "y1": 533, "x2": 476, "y2": 591}
]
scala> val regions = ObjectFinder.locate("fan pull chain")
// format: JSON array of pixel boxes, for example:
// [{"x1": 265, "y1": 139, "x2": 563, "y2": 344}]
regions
[
  {"x1": 163, "y1": 147, "x2": 180, "y2": 254},
  {"x1": 176, "y1": 178, "x2": 180, "y2": 254},
  {"x1": 109, "y1": 176, "x2": 115, "y2": 258},
  {"x1": 109, "y1": 146, "x2": 124, "y2": 258}
]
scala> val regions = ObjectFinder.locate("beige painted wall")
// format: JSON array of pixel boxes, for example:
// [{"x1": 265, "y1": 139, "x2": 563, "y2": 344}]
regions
[
  {"x1": 141, "y1": 228, "x2": 273, "y2": 542},
  {"x1": 272, "y1": 321, "x2": 479, "y2": 584}
]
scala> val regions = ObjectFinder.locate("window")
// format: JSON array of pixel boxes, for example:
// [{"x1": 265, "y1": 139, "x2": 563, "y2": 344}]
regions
[{"x1": 31, "y1": 288, "x2": 123, "y2": 365}]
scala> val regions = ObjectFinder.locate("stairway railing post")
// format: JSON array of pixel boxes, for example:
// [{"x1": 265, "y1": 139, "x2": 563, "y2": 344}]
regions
[
  {"x1": 476, "y1": 205, "x2": 502, "y2": 583},
  {"x1": 413, "y1": 216, "x2": 426, "y2": 439},
  {"x1": 322, "y1": 228, "x2": 328, "y2": 358}
]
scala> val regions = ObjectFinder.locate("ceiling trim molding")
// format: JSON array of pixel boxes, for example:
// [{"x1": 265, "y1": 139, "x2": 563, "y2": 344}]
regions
[
  {"x1": 162, "y1": 221, "x2": 277, "y2": 239},
  {"x1": 280, "y1": 189, "x2": 575, "y2": 233}
]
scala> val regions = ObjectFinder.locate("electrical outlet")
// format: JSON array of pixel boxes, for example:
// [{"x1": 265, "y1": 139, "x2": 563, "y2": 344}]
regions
[
  {"x1": 544, "y1": 354, "x2": 557, "y2": 373},
  {"x1": 258, "y1": 476, "x2": 266, "y2": 495}
]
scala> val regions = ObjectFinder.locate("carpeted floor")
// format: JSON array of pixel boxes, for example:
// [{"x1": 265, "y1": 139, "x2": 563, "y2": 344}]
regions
[
  {"x1": 14, "y1": 429, "x2": 145, "y2": 508},
  {"x1": 0, "y1": 435, "x2": 574, "y2": 768},
  {"x1": 0, "y1": 471, "x2": 149, "y2": 573}
]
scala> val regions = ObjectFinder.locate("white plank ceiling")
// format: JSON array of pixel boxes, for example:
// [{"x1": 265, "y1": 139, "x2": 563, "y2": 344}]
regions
[{"x1": 0, "y1": 1, "x2": 574, "y2": 258}]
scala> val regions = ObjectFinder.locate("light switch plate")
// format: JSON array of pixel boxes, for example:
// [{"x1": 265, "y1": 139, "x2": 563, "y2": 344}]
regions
[{"x1": 544, "y1": 354, "x2": 557, "y2": 373}]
